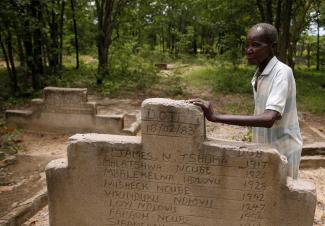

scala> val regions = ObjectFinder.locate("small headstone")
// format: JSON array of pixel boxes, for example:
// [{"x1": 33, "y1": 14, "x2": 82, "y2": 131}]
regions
[
  {"x1": 46, "y1": 98, "x2": 316, "y2": 226},
  {"x1": 43, "y1": 87, "x2": 87, "y2": 106},
  {"x1": 5, "y1": 87, "x2": 140, "y2": 135}
]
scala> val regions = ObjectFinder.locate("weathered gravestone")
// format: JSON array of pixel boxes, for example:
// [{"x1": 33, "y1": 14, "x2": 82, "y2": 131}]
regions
[
  {"x1": 46, "y1": 98, "x2": 316, "y2": 226},
  {"x1": 5, "y1": 87, "x2": 139, "y2": 135}
]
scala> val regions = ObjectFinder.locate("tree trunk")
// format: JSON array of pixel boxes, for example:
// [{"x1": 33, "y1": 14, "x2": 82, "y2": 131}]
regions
[
  {"x1": 192, "y1": 35, "x2": 197, "y2": 55},
  {"x1": 286, "y1": 0, "x2": 313, "y2": 68},
  {"x1": 0, "y1": 34, "x2": 11, "y2": 75},
  {"x1": 300, "y1": 39, "x2": 304, "y2": 57},
  {"x1": 316, "y1": 6, "x2": 320, "y2": 70},
  {"x1": 95, "y1": 0, "x2": 116, "y2": 84},
  {"x1": 0, "y1": 33, "x2": 17, "y2": 94},
  {"x1": 265, "y1": 0, "x2": 273, "y2": 24},
  {"x1": 23, "y1": 18, "x2": 39, "y2": 90},
  {"x1": 278, "y1": 0, "x2": 292, "y2": 63},
  {"x1": 256, "y1": 0, "x2": 265, "y2": 22},
  {"x1": 71, "y1": 0, "x2": 79, "y2": 69},
  {"x1": 288, "y1": 42, "x2": 296, "y2": 71},
  {"x1": 16, "y1": 35, "x2": 26, "y2": 69},
  {"x1": 161, "y1": 27, "x2": 165, "y2": 52},
  {"x1": 49, "y1": 0, "x2": 60, "y2": 73},
  {"x1": 275, "y1": 0, "x2": 282, "y2": 33},
  {"x1": 167, "y1": 23, "x2": 171, "y2": 51},
  {"x1": 32, "y1": 0, "x2": 44, "y2": 76},
  {"x1": 59, "y1": 0, "x2": 65, "y2": 67},
  {"x1": 307, "y1": 43, "x2": 311, "y2": 68}
]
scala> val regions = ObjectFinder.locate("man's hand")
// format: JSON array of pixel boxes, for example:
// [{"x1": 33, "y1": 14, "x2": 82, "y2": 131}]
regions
[{"x1": 187, "y1": 98, "x2": 216, "y2": 122}]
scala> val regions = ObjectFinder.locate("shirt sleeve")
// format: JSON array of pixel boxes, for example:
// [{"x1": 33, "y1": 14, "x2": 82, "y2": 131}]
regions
[{"x1": 265, "y1": 69, "x2": 291, "y2": 116}]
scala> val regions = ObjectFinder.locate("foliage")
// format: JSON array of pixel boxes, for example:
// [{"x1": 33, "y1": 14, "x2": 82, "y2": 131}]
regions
[
  {"x1": 102, "y1": 41, "x2": 159, "y2": 95},
  {"x1": 0, "y1": 120, "x2": 23, "y2": 155},
  {"x1": 295, "y1": 69, "x2": 325, "y2": 114},
  {"x1": 0, "y1": 0, "x2": 323, "y2": 118},
  {"x1": 45, "y1": 63, "x2": 97, "y2": 89},
  {"x1": 185, "y1": 64, "x2": 254, "y2": 94},
  {"x1": 162, "y1": 75, "x2": 185, "y2": 97}
]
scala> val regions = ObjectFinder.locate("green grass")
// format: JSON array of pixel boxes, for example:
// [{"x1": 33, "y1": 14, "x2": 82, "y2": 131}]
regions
[
  {"x1": 295, "y1": 69, "x2": 325, "y2": 114},
  {"x1": 185, "y1": 64, "x2": 254, "y2": 94},
  {"x1": 184, "y1": 64, "x2": 255, "y2": 114},
  {"x1": 185, "y1": 64, "x2": 325, "y2": 115}
]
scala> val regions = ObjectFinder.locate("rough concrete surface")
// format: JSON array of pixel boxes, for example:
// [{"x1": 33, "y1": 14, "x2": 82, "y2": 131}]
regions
[{"x1": 46, "y1": 98, "x2": 317, "y2": 226}]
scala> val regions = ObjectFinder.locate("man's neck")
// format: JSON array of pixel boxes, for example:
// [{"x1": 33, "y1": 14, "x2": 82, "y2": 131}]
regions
[{"x1": 258, "y1": 55, "x2": 274, "y2": 73}]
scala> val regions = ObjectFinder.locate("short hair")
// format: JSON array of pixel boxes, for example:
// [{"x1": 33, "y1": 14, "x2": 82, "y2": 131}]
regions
[{"x1": 251, "y1": 23, "x2": 278, "y2": 44}]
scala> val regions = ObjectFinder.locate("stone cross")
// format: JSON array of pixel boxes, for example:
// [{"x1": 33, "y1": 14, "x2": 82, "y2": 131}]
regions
[{"x1": 46, "y1": 98, "x2": 316, "y2": 226}]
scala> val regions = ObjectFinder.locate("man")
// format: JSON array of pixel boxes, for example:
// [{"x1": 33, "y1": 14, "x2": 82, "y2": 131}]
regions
[{"x1": 189, "y1": 23, "x2": 302, "y2": 179}]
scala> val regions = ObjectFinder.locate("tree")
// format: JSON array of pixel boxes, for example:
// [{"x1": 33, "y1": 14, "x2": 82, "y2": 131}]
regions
[
  {"x1": 95, "y1": 0, "x2": 131, "y2": 84},
  {"x1": 0, "y1": 0, "x2": 18, "y2": 94},
  {"x1": 315, "y1": 0, "x2": 321, "y2": 70},
  {"x1": 254, "y1": 0, "x2": 314, "y2": 69},
  {"x1": 70, "y1": 0, "x2": 79, "y2": 69}
]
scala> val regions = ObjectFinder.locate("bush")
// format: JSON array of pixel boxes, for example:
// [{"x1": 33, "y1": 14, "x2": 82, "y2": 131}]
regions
[
  {"x1": 0, "y1": 120, "x2": 23, "y2": 155},
  {"x1": 295, "y1": 69, "x2": 325, "y2": 114},
  {"x1": 185, "y1": 64, "x2": 254, "y2": 94},
  {"x1": 101, "y1": 41, "x2": 158, "y2": 95},
  {"x1": 213, "y1": 69, "x2": 252, "y2": 94}
]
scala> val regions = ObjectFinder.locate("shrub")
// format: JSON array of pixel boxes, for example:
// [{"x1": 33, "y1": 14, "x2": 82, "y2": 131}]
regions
[{"x1": 0, "y1": 120, "x2": 23, "y2": 155}]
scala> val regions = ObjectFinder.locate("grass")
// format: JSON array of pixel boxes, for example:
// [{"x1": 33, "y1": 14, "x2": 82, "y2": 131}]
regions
[
  {"x1": 184, "y1": 64, "x2": 255, "y2": 114},
  {"x1": 184, "y1": 64, "x2": 255, "y2": 94},
  {"x1": 295, "y1": 69, "x2": 325, "y2": 114},
  {"x1": 184, "y1": 64, "x2": 325, "y2": 115}
]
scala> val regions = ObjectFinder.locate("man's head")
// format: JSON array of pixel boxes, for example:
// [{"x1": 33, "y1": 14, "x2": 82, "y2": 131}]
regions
[{"x1": 246, "y1": 23, "x2": 278, "y2": 66}]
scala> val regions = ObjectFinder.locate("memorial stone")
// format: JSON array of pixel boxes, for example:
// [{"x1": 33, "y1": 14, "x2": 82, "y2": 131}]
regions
[
  {"x1": 46, "y1": 98, "x2": 316, "y2": 226},
  {"x1": 5, "y1": 87, "x2": 139, "y2": 135}
]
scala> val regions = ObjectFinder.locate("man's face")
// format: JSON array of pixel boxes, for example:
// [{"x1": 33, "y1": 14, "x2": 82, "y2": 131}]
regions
[{"x1": 245, "y1": 28, "x2": 273, "y2": 66}]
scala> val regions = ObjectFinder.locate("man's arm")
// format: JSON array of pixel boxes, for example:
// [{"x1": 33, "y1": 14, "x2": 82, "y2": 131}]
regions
[{"x1": 188, "y1": 99, "x2": 281, "y2": 128}]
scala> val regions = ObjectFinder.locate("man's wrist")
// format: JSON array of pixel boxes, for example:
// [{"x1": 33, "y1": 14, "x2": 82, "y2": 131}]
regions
[{"x1": 208, "y1": 113, "x2": 219, "y2": 122}]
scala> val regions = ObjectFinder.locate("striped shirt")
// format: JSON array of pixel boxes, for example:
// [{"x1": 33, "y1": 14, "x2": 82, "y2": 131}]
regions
[{"x1": 251, "y1": 57, "x2": 302, "y2": 173}]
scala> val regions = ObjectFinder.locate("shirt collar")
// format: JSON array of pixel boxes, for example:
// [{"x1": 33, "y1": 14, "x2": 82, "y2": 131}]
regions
[
  {"x1": 251, "y1": 56, "x2": 278, "y2": 88},
  {"x1": 259, "y1": 56, "x2": 278, "y2": 76}
]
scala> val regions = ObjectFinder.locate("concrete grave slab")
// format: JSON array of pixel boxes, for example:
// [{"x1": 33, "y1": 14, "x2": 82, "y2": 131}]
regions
[
  {"x1": 5, "y1": 87, "x2": 140, "y2": 135},
  {"x1": 46, "y1": 98, "x2": 316, "y2": 226}
]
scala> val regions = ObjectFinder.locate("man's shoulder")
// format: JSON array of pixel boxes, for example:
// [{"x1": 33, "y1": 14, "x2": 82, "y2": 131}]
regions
[
  {"x1": 274, "y1": 59, "x2": 293, "y2": 74},
  {"x1": 272, "y1": 59, "x2": 293, "y2": 80}
]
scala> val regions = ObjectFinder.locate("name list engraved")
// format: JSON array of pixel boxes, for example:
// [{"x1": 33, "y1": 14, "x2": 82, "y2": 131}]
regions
[{"x1": 102, "y1": 147, "x2": 272, "y2": 225}]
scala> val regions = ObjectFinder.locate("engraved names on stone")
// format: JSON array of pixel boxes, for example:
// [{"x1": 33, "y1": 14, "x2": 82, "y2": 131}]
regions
[
  {"x1": 46, "y1": 98, "x2": 316, "y2": 226},
  {"x1": 101, "y1": 147, "x2": 273, "y2": 226}
]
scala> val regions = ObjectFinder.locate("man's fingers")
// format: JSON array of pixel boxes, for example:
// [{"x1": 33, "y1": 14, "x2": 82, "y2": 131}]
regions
[
  {"x1": 187, "y1": 98, "x2": 205, "y2": 105},
  {"x1": 187, "y1": 98, "x2": 202, "y2": 103},
  {"x1": 192, "y1": 102, "x2": 206, "y2": 109}
]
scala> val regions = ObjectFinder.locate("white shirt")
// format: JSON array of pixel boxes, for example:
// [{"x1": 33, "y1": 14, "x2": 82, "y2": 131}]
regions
[{"x1": 251, "y1": 56, "x2": 302, "y2": 157}]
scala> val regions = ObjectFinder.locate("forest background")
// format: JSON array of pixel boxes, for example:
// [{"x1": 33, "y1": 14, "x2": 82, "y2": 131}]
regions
[{"x1": 0, "y1": 0, "x2": 324, "y2": 115}]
